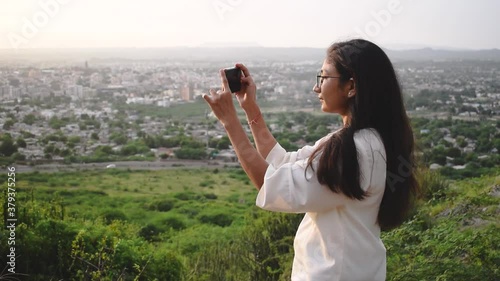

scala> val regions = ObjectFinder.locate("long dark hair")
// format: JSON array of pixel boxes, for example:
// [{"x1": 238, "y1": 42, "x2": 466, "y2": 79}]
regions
[{"x1": 307, "y1": 39, "x2": 419, "y2": 231}]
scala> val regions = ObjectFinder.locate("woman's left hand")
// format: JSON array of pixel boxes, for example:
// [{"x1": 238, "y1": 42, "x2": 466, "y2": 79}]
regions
[{"x1": 203, "y1": 69, "x2": 239, "y2": 127}]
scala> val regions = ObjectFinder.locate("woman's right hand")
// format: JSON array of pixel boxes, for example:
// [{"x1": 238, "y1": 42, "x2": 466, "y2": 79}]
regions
[{"x1": 234, "y1": 63, "x2": 258, "y2": 111}]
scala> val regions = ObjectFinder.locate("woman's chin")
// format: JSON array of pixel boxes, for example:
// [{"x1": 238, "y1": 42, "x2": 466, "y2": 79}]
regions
[{"x1": 320, "y1": 105, "x2": 333, "y2": 113}]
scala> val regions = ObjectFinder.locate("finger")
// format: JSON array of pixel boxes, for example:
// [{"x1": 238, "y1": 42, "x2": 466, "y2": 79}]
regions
[
  {"x1": 209, "y1": 88, "x2": 218, "y2": 98},
  {"x1": 236, "y1": 63, "x2": 251, "y2": 77},
  {"x1": 241, "y1": 76, "x2": 254, "y2": 84},
  {"x1": 234, "y1": 93, "x2": 243, "y2": 103},
  {"x1": 219, "y1": 69, "x2": 230, "y2": 93},
  {"x1": 234, "y1": 92, "x2": 244, "y2": 100},
  {"x1": 205, "y1": 89, "x2": 217, "y2": 102},
  {"x1": 202, "y1": 93, "x2": 213, "y2": 105}
]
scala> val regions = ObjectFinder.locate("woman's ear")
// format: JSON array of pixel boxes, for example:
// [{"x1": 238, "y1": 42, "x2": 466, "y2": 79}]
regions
[{"x1": 347, "y1": 78, "x2": 356, "y2": 98}]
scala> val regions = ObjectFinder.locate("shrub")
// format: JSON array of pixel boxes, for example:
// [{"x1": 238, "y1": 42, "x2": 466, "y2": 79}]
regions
[
  {"x1": 418, "y1": 169, "x2": 449, "y2": 200},
  {"x1": 68, "y1": 180, "x2": 80, "y2": 187},
  {"x1": 101, "y1": 210, "x2": 127, "y2": 224},
  {"x1": 174, "y1": 191, "x2": 203, "y2": 201},
  {"x1": 144, "y1": 250, "x2": 185, "y2": 281},
  {"x1": 203, "y1": 193, "x2": 218, "y2": 200},
  {"x1": 176, "y1": 206, "x2": 200, "y2": 218},
  {"x1": 139, "y1": 223, "x2": 163, "y2": 241},
  {"x1": 156, "y1": 199, "x2": 175, "y2": 212},
  {"x1": 161, "y1": 216, "x2": 187, "y2": 231},
  {"x1": 198, "y1": 213, "x2": 233, "y2": 227},
  {"x1": 199, "y1": 179, "x2": 216, "y2": 187}
]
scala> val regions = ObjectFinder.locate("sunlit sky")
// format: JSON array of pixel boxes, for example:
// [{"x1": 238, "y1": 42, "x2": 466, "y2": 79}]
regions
[{"x1": 0, "y1": 0, "x2": 499, "y2": 49}]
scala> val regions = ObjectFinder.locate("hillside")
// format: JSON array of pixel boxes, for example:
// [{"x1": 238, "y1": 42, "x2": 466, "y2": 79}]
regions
[
  {"x1": 0, "y1": 168, "x2": 498, "y2": 280},
  {"x1": 382, "y1": 171, "x2": 500, "y2": 280}
]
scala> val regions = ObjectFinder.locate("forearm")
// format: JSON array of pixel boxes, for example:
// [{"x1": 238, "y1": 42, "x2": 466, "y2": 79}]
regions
[
  {"x1": 223, "y1": 116, "x2": 268, "y2": 190},
  {"x1": 244, "y1": 103, "x2": 277, "y2": 159}
]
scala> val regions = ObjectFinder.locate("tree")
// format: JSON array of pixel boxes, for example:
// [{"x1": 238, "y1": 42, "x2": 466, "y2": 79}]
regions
[
  {"x1": 143, "y1": 134, "x2": 157, "y2": 148},
  {"x1": 16, "y1": 137, "x2": 27, "y2": 148},
  {"x1": 315, "y1": 124, "x2": 329, "y2": 136},
  {"x1": 6, "y1": 113, "x2": 17, "y2": 120},
  {"x1": 0, "y1": 135, "x2": 18, "y2": 157},
  {"x1": 60, "y1": 149, "x2": 72, "y2": 157},
  {"x1": 95, "y1": 145, "x2": 114, "y2": 155},
  {"x1": 120, "y1": 141, "x2": 150, "y2": 156},
  {"x1": 12, "y1": 152, "x2": 26, "y2": 161},
  {"x1": 278, "y1": 138, "x2": 299, "y2": 151},
  {"x1": 49, "y1": 116, "x2": 64, "y2": 129},
  {"x1": 216, "y1": 136, "x2": 230, "y2": 150},
  {"x1": 110, "y1": 132, "x2": 127, "y2": 145},
  {"x1": 44, "y1": 144, "x2": 56, "y2": 154},
  {"x1": 23, "y1": 114, "x2": 37, "y2": 125},
  {"x1": 67, "y1": 136, "x2": 81, "y2": 145},
  {"x1": 3, "y1": 119, "x2": 15, "y2": 130},
  {"x1": 456, "y1": 136, "x2": 467, "y2": 148},
  {"x1": 21, "y1": 130, "x2": 35, "y2": 138},
  {"x1": 446, "y1": 147, "x2": 461, "y2": 158},
  {"x1": 174, "y1": 148, "x2": 207, "y2": 160},
  {"x1": 428, "y1": 146, "x2": 447, "y2": 165}
]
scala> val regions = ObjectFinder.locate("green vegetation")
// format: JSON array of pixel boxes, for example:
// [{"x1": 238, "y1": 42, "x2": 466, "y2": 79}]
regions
[
  {"x1": 411, "y1": 117, "x2": 499, "y2": 179},
  {"x1": 1, "y1": 109, "x2": 497, "y2": 175},
  {"x1": 383, "y1": 172, "x2": 500, "y2": 280},
  {"x1": 116, "y1": 100, "x2": 212, "y2": 122},
  {"x1": 1, "y1": 168, "x2": 499, "y2": 280},
  {"x1": 0, "y1": 168, "x2": 257, "y2": 280}
]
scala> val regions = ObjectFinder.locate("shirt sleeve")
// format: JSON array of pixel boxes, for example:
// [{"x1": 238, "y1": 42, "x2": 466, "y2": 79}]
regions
[
  {"x1": 265, "y1": 132, "x2": 335, "y2": 168},
  {"x1": 256, "y1": 157, "x2": 349, "y2": 213},
  {"x1": 256, "y1": 128, "x2": 385, "y2": 213}
]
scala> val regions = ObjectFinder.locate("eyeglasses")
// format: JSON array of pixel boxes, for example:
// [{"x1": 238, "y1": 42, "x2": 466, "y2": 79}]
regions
[{"x1": 316, "y1": 70, "x2": 341, "y2": 87}]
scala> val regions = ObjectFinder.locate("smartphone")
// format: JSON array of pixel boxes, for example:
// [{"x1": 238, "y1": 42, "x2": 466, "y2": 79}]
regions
[{"x1": 224, "y1": 67, "x2": 242, "y2": 93}]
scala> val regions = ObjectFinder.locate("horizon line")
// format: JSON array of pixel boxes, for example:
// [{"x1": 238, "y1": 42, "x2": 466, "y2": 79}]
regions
[{"x1": 0, "y1": 46, "x2": 499, "y2": 52}]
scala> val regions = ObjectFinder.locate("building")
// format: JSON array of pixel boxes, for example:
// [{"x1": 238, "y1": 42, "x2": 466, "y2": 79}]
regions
[
  {"x1": 180, "y1": 84, "x2": 192, "y2": 101},
  {"x1": 0, "y1": 86, "x2": 12, "y2": 97},
  {"x1": 66, "y1": 85, "x2": 84, "y2": 99},
  {"x1": 97, "y1": 85, "x2": 127, "y2": 95}
]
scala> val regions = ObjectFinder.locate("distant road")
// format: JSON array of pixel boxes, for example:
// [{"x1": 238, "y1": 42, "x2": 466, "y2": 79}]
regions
[
  {"x1": 407, "y1": 111, "x2": 500, "y2": 121},
  {"x1": 12, "y1": 160, "x2": 240, "y2": 173}
]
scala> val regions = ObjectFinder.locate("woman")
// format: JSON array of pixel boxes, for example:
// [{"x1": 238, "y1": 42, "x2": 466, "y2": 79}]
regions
[{"x1": 202, "y1": 39, "x2": 419, "y2": 281}]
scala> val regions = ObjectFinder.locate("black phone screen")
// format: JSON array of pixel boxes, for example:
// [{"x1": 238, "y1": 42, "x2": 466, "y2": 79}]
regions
[{"x1": 224, "y1": 67, "x2": 242, "y2": 93}]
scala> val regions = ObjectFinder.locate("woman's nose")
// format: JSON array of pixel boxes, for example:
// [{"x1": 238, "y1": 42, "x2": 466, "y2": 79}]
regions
[{"x1": 313, "y1": 84, "x2": 320, "y2": 93}]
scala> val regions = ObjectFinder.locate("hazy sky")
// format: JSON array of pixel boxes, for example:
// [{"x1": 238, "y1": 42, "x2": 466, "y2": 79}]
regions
[{"x1": 0, "y1": 0, "x2": 499, "y2": 49}]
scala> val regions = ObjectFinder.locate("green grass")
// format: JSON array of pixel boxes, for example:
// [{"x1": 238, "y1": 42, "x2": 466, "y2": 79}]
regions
[
  {"x1": 382, "y1": 172, "x2": 500, "y2": 280},
  {"x1": 14, "y1": 167, "x2": 257, "y2": 238},
  {"x1": 120, "y1": 98, "x2": 320, "y2": 122},
  {"x1": 2, "y1": 168, "x2": 499, "y2": 280}
]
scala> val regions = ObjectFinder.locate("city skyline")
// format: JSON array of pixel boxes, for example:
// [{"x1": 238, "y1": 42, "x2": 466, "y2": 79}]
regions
[{"x1": 0, "y1": 0, "x2": 499, "y2": 50}]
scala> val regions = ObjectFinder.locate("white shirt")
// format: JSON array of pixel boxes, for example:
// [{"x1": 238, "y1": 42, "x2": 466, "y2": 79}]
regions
[{"x1": 256, "y1": 128, "x2": 387, "y2": 281}]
